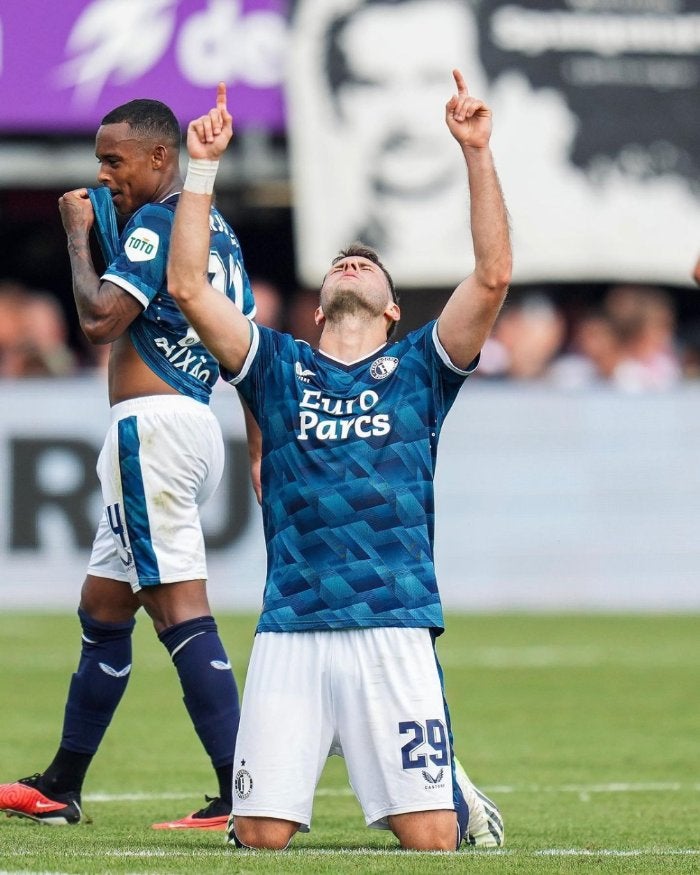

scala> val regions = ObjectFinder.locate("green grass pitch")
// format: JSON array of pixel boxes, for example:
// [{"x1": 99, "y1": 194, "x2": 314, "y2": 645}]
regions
[{"x1": 1, "y1": 612, "x2": 698, "y2": 873}]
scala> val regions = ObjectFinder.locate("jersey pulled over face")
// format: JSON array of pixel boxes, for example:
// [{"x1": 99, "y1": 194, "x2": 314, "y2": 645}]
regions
[
  {"x1": 95, "y1": 123, "x2": 165, "y2": 217},
  {"x1": 227, "y1": 321, "x2": 477, "y2": 633}
]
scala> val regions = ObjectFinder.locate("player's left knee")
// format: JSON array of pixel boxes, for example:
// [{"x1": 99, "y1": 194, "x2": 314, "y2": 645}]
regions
[{"x1": 232, "y1": 816, "x2": 297, "y2": 850}]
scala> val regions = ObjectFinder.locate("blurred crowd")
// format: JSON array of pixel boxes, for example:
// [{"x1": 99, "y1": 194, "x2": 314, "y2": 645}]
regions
[
  {"x1": 256, "y1": 277, "x2": 700, "y2": 393},
  {"x1": 3, "y1": 275, "x2": 700, "y2": 392},
  {"x1": 0, "y1": 281, "x2": 79, "y2": 378},
  {"x1": 479, "y1": 283, "x2": 693, "y2": 392}
]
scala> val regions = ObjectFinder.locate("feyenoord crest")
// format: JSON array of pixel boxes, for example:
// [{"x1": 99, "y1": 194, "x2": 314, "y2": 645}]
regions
[
  {"x1": 234, "y1": 768, "x2": 254, "y2": 799},
  {"x1": 370, "y1": 356, "x2": 399, "y2": 380}
]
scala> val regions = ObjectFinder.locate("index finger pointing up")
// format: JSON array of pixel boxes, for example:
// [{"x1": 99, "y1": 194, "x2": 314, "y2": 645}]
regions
[
  {"x1": 216, "y1": 81, "x2": 227, "y2": 112},
  {"x1": 452, "y1": 68, "x2": 468, "y2": 95}
]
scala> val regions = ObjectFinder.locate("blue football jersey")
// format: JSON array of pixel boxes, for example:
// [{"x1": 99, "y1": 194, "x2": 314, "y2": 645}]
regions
[
  {"x1": 227, "y1": 321, "x2": 477, "y2": 633},
  {"x1": 101, "y1": 193, "x2": 255, "y2": 403}
]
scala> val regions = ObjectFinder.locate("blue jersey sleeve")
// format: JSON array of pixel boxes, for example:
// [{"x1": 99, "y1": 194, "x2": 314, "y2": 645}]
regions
[
  {"x1": 402, "y1": 321, "x2": 476, "y2": 426},
  {"x1": 103, "y1": 203, "x2": 172, "y2": 307},
  {"x1": 224, "y1": 324, "x2": 291, "y2": 420}
]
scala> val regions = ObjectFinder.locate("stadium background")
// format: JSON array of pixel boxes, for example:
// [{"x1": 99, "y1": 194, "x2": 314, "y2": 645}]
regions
[{"x1": 1, "y1": 0, "x2": 699, "y2": 612}]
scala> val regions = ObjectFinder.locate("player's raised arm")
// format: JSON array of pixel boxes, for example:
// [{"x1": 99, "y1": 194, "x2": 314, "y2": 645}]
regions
[
  {"x1": 168, "y1": 83, "x2": 252, "y2": 374},
  {"x1": 436, "y1": 68, "x2": 512, "y2": 371}
]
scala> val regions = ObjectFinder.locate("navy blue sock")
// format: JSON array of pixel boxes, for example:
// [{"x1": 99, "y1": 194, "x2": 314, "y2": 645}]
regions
[
  {"x1": 159, "y1": 616, "x2": 239, "y2": 802},
  {"x1": 52, "y1": 608, "x2": 135, "y2": 789},
  {"x1": 215, "y1": 763, "x2": 234, "y2": 806},
  {"x1": 41, "y1": 748, "x2": 93, "y2": 800}
]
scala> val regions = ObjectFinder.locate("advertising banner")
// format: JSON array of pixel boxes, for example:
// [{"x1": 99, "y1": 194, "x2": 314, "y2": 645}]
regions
[
  {"x1": 2, "y1": 378, "x2": 700, "y2": 613},
  {"x1": 0, "y1": 0, "x2": 288, "y2": 132},
  {"x1": 287, "y1": 0, "x2": 700, "y2": 288}
]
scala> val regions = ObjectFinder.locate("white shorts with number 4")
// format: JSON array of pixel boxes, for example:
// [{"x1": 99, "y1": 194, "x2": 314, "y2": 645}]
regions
[
  {"x1": 87, "y1": 395, "x2": 224, "y2": 591},
  {"x1": 232, "y1": 626, "x2": 459, "y2": 831}
]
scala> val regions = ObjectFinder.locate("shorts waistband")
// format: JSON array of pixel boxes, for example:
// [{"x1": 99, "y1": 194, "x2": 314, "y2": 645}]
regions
[{"x1": 110, "y1": 394, "x2": 209, "y2": 422}]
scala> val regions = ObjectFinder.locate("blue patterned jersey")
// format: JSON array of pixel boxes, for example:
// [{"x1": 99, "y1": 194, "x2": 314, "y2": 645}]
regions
[
  {"x1": 99, "y1": 192, "x2": 255, "y2": 403},
  {"x1": 227, "y1": 321, "x2": 477, "y2": 633}
]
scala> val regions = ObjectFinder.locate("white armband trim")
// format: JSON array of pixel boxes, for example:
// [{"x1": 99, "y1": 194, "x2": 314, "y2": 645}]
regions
[{"x1": 432, "y1": 321, "x2": 479, "y2": 375}]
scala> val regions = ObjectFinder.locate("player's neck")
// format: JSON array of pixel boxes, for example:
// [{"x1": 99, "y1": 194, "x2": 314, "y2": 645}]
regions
[
  {"x1": 155, "y1": 175, "x2": 184, "y2": 204},
  {"x1": 319, "y1": 319, "x2": 388, "y2": 364}
]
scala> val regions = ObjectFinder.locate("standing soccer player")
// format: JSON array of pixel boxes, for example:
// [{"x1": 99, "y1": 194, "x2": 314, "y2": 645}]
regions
[
  {"x1": 167, "y1": 69, "x2": 510, "y2": 852},
  {"x1": 0, "y1": 98, "x2": 256, "y2": 829}
]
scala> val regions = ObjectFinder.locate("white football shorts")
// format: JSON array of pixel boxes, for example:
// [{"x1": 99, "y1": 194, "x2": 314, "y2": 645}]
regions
[
  {"x1": 232, "y1": 627, "x2": 459, "y2": 831},
  {"x1": 87, "y1": 394, "x2": 224, "y2": 591}
]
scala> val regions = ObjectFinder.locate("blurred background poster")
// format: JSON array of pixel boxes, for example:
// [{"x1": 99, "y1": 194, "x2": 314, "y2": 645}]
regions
[
  {"x1": 287, "y1": 0, "x2": 700, "y2": 288},
  {"x1": 0, "y1": 0, "x2": 288, "y2": 132}
]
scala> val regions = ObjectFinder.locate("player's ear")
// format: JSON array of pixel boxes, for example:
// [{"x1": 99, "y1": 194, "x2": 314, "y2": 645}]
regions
[
  {"x1": 384, "y1": 302, "x2": 400, "y2": 338},
  {"x1": 151, "y1": 144, "x2": 168, "y2": 169},
  {"x1": 385, "y1": 302, "x2": 400, "y2": 324},
  {"x1": 314, "y1": 306, "x2": 326, "y2": 327}
]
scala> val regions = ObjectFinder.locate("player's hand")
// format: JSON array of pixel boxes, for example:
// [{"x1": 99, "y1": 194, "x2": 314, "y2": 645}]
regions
[
  {"x1": 186, "y1": 82, "x2": 234, "y2": 160},
  {"x1": 58, "y1": 188, "x2": 94, "y2": 235},
  {"x1": 445, "y1": 68, "x2": 492, "y2": 149}
]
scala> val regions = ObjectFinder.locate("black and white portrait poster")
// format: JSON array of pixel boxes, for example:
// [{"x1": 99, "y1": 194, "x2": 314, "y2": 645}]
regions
[{"x1": 287, "y1": 0, "x2": 700, "y2": 288}]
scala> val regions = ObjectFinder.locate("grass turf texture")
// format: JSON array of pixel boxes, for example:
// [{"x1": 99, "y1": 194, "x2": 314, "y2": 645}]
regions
[{"x1": 0, "y1": 612, "x2": 698, "y2": 874}]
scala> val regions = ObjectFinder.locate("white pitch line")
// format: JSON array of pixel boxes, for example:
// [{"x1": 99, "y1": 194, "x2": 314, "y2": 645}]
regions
[
  {"x1": 4, "y1": 847, "x2": 700, "y2": 860},
  {"x1": 84, "y1": 791, "x2": 198, "y2": 802},
  {"x1": 535, "y1": 849, "x2": 700, "y2": 858},
  {"x1": 83, "y1": 788, "x2": 357, "y2": 802},
  {"x1": 485, "y1": 782, "x2": 693, "y2": 794},
  {"x1": 83, "y1": 782, "x2": 699, "y2": 803}
]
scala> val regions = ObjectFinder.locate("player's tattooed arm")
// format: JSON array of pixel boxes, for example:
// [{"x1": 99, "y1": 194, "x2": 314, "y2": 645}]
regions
[{"x1": 59, "y1": 188, "x2": 141, "y2": 344}]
